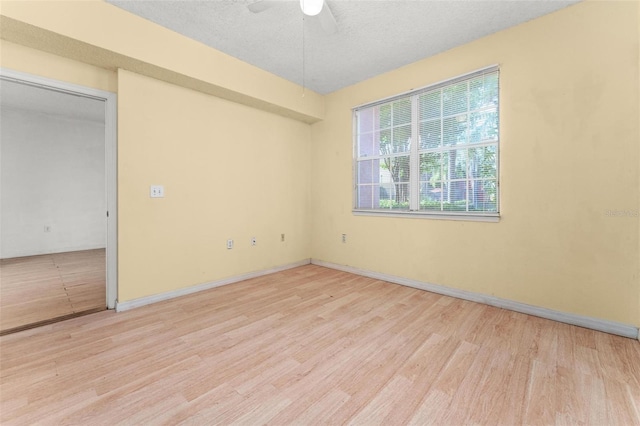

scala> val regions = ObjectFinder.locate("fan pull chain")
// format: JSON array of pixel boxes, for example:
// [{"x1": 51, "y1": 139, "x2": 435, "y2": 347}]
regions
[{"x1": 302, "y1": 14, "x2": 306, "y2": 98}]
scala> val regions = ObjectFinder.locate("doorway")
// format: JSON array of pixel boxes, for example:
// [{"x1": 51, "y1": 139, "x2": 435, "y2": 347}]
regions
[{"x1": 0, "y1": 69, "x2": 117, "y2": 335}]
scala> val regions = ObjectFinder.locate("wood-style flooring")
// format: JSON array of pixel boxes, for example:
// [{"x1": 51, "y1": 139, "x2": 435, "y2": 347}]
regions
[
  {"x1": 1, "y1": 265, "x2": 638, "y2": 425},
  {"x1": 0, "y1": 249, "x2": 106, "y2": 334}
]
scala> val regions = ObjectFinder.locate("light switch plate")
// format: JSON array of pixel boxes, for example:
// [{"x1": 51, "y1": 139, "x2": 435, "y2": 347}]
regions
[{"x1": 150, "y1": 185, "x2": 164, "y2": 198}]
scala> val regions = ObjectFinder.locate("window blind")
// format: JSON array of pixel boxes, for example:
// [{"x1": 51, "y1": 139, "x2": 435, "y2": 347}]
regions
[{"x1": 354, "y1": 67, "x2": 499, "y2": 216}]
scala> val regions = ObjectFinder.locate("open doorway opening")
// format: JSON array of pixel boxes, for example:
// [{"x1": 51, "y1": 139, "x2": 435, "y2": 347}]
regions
[{"x1": 0, "y1": 69, "x2": 117, "y2": 335}]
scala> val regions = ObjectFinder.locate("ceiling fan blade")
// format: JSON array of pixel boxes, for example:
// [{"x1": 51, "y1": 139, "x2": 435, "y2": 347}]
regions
[
  {"x1": 317, "y1": 2, "x2": 338, "y2": 35},
  {"x1": 247, "y1": 0, "x2": 272, "y2": 13}
]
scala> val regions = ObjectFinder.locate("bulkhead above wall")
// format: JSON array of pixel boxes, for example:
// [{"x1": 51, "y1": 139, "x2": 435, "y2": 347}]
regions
[{"x1": 0, "y1": 1, "x2": 325, "y2": 124}]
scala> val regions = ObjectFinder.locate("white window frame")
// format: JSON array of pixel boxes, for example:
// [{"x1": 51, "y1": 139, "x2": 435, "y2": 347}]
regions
[{"x1": 352, "y1": 65, "x2": 500, "y2": 222}]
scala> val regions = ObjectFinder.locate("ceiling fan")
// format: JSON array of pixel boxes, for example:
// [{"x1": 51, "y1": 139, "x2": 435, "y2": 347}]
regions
[{"x1": 247, "y1": 0, "x2": 338, "y2": 35}]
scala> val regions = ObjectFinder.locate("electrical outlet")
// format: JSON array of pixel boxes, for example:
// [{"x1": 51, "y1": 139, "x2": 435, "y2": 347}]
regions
[
  {"x1": 251, "y1": 237, "x2": 256, "y2": 246},
  {"x1": 150, "y1": 185, "x2": 165, "y2": 198},
  {"x1": 226, "y1": 239, "x2": 234, "y2": 249},
  {"x1": 44, "y1": 225, "x2": 51, "y2": 233},
  {"x1": 342, "y1": 234, "x2": 347, "y2": 243},
  {"x1": 281, "y1": 233, "x2": 285, "y2": 242}
]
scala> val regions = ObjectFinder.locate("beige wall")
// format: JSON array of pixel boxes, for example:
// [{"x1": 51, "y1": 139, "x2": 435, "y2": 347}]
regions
[
  {"x1": 2, "y1": 0, "x2": 638, "y2": 326},
  {"x1": 1, "y1": 0, "x2": 315, "y2": 303},
  {"x1": 311, "y1": 1, "x2": 640, "y2": 326},
  {"x1": 1, "y1": 26, "x2": 313, "y2": 304},
  {"x1": 0, "y1": 40, "x2": 116, "y2": 92},
  {"x1": 117, "y1": 70, "x2": 311, "y2": 301},
  {"x1": 0, "y1": 0, "x2": 323, "y2": 123}
]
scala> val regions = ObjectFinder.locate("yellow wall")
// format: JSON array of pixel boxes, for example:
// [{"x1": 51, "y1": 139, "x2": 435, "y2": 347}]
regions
[
  {"x1": 0, "y1": 0, "x2": 323, "y2": 123},
  {"x1": 117, "y1": 70, "x2": 311, "y2": 301},
  {"x1": 1, "y1": 4, "x2": 314, "y2": 303},
  {"x1": 2, "y1": 0, "x2": 638, "y2": 325},
  {"x1": 0, "y1": 40, "x2": 116, "y2": 92},
  {"x1": 311, "y1": 1, "x2": 640, "y2": 326}
]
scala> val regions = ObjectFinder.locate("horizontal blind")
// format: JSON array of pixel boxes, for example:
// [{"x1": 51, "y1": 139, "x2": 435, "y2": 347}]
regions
[{"x1": 354, "y1": 67, "x2": 499, "y2": 215}]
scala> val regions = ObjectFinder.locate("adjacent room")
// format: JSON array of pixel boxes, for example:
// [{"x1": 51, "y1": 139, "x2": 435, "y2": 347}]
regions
[
  {"x1": 0, "y1": 79, "x2": 107, "y2": 334},
  {"x1": 0, "y1": 0, "x2": 638, "y2": 424}
]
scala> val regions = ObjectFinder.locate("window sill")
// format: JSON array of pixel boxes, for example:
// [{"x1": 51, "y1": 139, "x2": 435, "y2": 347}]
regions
[{"x1": 352, "y1": 209, "x2": 500, "y2": 222}]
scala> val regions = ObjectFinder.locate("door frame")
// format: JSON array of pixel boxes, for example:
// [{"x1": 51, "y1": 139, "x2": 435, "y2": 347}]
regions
[{"x1": 0, "y1": 67, "x2": 118, "y2": 309}]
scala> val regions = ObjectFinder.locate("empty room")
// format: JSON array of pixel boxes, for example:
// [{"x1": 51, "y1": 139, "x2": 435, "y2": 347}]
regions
[
  {"x1": 0, "y1": 0, "x2": 639, "y2": 424},
  {"x1": 0, "y1": 79, "x2": 108, "y2": 334}
]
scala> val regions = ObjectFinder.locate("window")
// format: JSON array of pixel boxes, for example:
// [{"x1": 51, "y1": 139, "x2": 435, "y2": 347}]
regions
[{"x1": 354, "y1": 67, "x2": 499, "y2": 219}]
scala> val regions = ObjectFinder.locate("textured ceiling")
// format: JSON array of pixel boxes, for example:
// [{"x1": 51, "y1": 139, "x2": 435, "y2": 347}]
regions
[
  {"x1": 106, "y1": 0, "x2": 580, "y2": 94},
  {"x1": 0, "y1": 79, "x2": 105, "y2": 123}
]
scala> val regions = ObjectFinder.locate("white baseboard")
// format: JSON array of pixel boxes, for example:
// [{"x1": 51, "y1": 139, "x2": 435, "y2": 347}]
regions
[
  {"x1": 115, "y1": 259, "x2": 311, "y2": 312},
  {"x1": 311, "y1": 259, "x2": 639, "y2": 340}
]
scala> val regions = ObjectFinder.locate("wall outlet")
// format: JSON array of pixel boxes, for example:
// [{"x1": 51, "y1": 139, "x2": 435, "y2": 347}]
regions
[
  {"x1": 226, "y1": 239, "x2": 234, "y2": 249},
  {"x1": 44, "y1": 225, "x2": 51, "y2": 233},
  {"x1": 342, "y1": 234, "x2": 347, "y2": 243},
  {"x1": 281, "y1": 233, "x2": 285, "y2": 242},
  {"x1": 251, "y1": 237, "x2": 256, "y2": 246},
  {"x1": 150, "y1": 185, "x2": 165, "y2": 198}
]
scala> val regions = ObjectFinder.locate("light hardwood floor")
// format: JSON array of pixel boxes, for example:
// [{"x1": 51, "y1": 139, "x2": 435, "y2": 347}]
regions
[
  {"x1": 1, "y1": 265, "x2": 638, "y2": 425},
  {"x1": 0, "y1": 249, "x2": 106, "y2": 334}
]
